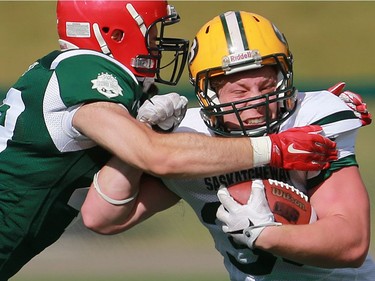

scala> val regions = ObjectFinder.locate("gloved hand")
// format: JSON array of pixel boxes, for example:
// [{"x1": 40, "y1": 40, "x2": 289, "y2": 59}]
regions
[
  {"x1": 216, "y1": 179, "x2": 281, "y2": 249},
  {"x1": 269, "y1": 125, "x2": 337, "y2": 170},
  {"x1": 328, "y1": 82, "x2": 372, "y2": 126},
  {"x1": 250, "y1": 125, "x2": 337, "y2": 170},
  {"x1": 137, "y1": 93, "x2": 188, "y2": 132}
]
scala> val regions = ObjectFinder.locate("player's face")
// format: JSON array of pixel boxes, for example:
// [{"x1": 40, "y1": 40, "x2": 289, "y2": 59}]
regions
[
  {"x1": 215, "y1": 66, "x2": 279, "y2": 131},
  {"x1": 148, "y1": 25, "x2": 158, "y2": 49}
]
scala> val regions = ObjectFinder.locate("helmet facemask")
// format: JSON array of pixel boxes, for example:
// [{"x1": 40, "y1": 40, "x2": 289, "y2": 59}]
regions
[
  {"x1": 195, "y1": 53, "x2": 297, "y2": 137},
  {"x1": 134, "y1": 10, "x2": 189, "y2": 86}
]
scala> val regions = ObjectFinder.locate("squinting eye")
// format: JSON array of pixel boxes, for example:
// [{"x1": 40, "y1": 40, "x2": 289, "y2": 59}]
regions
[
  {"x1": 232, "y1": 90, "x2": 249, "y2": 98},
  {"x1": 261, "y1": 86, "x2": 276, "y2": 94}
]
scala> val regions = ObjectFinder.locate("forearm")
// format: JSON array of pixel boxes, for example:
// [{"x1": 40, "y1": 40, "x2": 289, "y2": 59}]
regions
[
  {"x1": 255, "y1": 168, "x2": 371, "y2": 268},
  {"x1": 256, "y1": 217, "x2": 369, "y2": 268},
  {"x1": 82, "y1": 186, "x2": 153, "y2": 235},
  {"x1": 74, "y1": 102, "x2": 254, "y2": 177},
  {"x1": 81, "y1": 160, "x2": 181, "y2": 235},
  {"x1": 74, "y1": 102, "x2": 335, "y2": 178},
  {"x1": 81, "y1": 158, "x2": 142, "y2": 234},
  {"x1": 151, "y1": 132, "x2": 254, "y2": 177},
  {"x1": 121, "y1": 114, "x2": 255, "y2": 177}
]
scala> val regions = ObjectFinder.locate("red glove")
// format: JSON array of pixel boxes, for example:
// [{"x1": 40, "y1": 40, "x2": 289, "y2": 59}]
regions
[
  {"x1": 328, "y1": 82, "x2": 372, "y2": 126},
  {"x1": 269, "y1": 125, "x2": 337, "y2": 171}
]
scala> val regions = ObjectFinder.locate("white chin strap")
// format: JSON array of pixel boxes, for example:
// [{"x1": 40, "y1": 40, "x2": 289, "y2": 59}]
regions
[
  {"x1": 207, "y1": 88, "x2": 220, "y2": 105},
  {"x1": 276, "y1": 71, "x2": 286, "y2": 94},
  {"x1": 93, "y1": 23, "x2": 112, "y2": 56}
]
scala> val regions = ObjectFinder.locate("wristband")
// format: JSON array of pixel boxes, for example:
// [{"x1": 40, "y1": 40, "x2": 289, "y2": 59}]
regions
[
  {"x1": 93, "y1": 172, "x2": 138, "y2": 205},
  {"x1": 249, "y1": 136, "x2": 271, "y2": 167}
]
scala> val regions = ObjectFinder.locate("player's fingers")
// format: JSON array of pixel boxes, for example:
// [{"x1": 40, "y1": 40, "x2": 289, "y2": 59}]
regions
[
  {"x1": 362, "y1": 113, "x2": 372, "y2": 126},
  {"x1": 221, "y1": 225, "x2": 231, "y2": 233},
  {"x1": 320, "y1": 162, "x2": 330, "y2": 170},
  {"x1": 297, "y1": 125, "x2": 323, "y2": 135},
  {"x1": 356, "y1": 104, "x2": 368, "y2": 114},
  {"x1": 343, "y1": 91, "x2": 364, "y2": 104},
  {"x1": 320, "y1": 150, "x2": 338, "y2": 162},
  {"x1": 216, "y1": 205, "x2": 231, "y2": 226},
  {"x1": 313, "y1": 134, "x2": 337, "y2": 150},
  {"x1": 327, "y1": 82, "x2": 346, "y2": 95},
  {"x1": 309, "y1": 148, "x2": 337, "y2": 164},
  {"x1": 292, "y1": 134, "x2": 337, "y2": 159},
  {"x1": 298, "y1": 141, "x2": 337, "y2": 165},
  {"x1": 217, "y1": 187, "x2": 239, "y2": 212},
  {"x1": 305, "y1": 159, "x2": 331, "y2": 171},
  {"x1": 249, "y1": 179, "x2": 266, "y2": 204}
]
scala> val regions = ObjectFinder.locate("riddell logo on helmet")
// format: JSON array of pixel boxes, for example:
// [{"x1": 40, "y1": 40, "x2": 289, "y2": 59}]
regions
[{"x1": 226, "y1": 50, "x2": 261, "y2": 64}]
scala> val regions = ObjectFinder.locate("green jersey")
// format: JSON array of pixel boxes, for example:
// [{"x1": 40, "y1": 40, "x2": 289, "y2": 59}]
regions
[{"x1": 0, "y1": 49, "x2": 144, "y2": 280}]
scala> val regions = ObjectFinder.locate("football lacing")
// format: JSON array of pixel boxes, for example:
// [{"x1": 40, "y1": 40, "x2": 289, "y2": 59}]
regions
[{"x1": 267, "y1": 179, "x2": 308, "y2": 202}]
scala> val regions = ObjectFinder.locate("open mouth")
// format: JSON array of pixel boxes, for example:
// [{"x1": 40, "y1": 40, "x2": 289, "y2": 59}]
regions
[
  {"x1": 224, "y1": 116, "x2": 267, "y2": 131},
  {"x1": 243, "y1": 116, "x2": 266, "y2": 126}
]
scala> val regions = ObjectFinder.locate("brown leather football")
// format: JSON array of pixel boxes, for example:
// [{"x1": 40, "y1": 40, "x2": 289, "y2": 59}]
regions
[{"x1": 227, "y1": 179, "x2": 317, "y2": 224}]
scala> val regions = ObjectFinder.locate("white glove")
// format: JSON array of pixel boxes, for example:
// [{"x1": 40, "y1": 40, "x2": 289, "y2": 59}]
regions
[
  {"x1": 216, "y1": 179, "x2": 281, "y2": 249},
  {"x1": 137, "y1": 93, "x2": 188, "y2": 131}
]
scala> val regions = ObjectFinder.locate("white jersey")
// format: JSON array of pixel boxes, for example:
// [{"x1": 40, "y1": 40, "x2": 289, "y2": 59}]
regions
[{"x1": 162, "y1": 90, "x2": 375, "y2": 281}]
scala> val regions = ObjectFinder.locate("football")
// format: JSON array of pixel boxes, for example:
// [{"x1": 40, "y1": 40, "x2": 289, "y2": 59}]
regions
[{"x1": 227, "y1": 179, "x2": 317, "y2": 225}]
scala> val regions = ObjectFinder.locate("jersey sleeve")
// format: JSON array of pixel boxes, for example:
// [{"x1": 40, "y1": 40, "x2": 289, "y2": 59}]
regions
[
  {"x1": 53, "y1": 49, "x2": 143, "y2": 116},
  {"x1": 39, "y1": 50, "x2": 145, "y2": 152},
  {"x1": 174, "y1": 107, "x2": 214, "y2": 136},
  {"x1": 280, "y1": 90, "x2": 362, "y2": 189},
  {"x1": 281, "y1": 90, "x2": 361, "y2": 136}
]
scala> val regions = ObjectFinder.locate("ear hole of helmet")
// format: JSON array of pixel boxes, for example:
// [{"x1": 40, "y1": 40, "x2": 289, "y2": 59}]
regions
[{"x1": 111, "y1": 29, "x2": 124, "y2": 43}]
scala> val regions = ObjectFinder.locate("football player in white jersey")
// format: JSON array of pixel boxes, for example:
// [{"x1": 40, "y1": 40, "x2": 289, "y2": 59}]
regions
[{"x1": 80, "y1": 10, "x2": 374, "y2": 281}]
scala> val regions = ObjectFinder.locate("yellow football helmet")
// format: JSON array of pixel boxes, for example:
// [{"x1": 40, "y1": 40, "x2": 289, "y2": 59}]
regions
[{"x1": 188, "y1": 11, "x2": 297, "y2": 136}]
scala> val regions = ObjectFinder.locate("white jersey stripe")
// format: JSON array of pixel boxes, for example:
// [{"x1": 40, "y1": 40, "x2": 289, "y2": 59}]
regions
[{"x1": 50, "y1": 49, "x2": 139, "y2": 84}]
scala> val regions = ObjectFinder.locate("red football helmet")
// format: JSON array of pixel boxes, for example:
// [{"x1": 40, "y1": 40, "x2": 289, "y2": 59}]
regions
[{"x1": 57, "y1": 0, "x2": 189, "y2": 85}]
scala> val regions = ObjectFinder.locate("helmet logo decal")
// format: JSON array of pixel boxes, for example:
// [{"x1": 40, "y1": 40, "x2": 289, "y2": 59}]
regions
[
  {"x1": 66, "y1": 22, "x2": 90, "y2": 38},
  {"x1": 272, "y1": 23, "x2": 288, "y2": 46},
  {"x1": 91, "y1": 73, "x2": 123, "y2": 98},
  {"x1": 188, "y1": 37, "x2": 198, "y2": 65},
  {"x1": 222, "y1": 50, "x2": 261, "y2": 69}
]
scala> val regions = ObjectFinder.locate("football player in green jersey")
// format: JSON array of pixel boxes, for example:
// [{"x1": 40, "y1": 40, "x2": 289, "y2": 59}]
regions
[
  {"x1": 80, "y1": 11, "x2": 374, "y2": 281},
  {"x1": 0, "y1": 2, "x2": 338, "y2": 279}
]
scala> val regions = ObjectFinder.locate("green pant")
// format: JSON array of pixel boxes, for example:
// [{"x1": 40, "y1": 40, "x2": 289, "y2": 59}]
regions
[{"x1": 0, "y1": 186, "x2": 78, "y2": 280}]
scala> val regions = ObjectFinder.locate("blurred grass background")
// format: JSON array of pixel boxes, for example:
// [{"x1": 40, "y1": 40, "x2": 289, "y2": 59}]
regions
[{"x1": 0, "y1": 1, "x2": 374, "y2": 280}]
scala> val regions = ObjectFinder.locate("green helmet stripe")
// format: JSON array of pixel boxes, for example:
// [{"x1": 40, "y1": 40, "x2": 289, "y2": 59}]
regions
[
  {"x1": 220, "y1": 13, "x2": 233, "y2": 53},
  {"x1": 235, "y1": 11, "x2": 249, "y2": 50}
]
